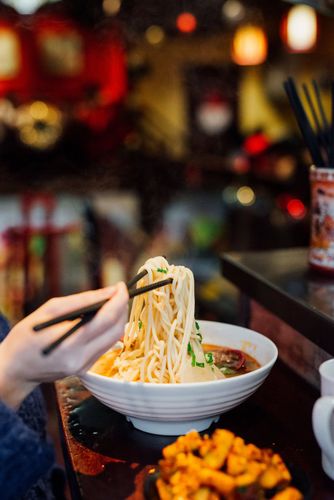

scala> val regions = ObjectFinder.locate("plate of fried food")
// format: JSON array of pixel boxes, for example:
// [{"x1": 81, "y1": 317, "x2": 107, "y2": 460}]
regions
[{"x1": 144, "y1": 429, "x2": 310, "y2": 499}]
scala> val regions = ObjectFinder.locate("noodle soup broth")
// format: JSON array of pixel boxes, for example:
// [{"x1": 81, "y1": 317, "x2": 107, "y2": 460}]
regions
[{"x1": 203, "y1": 344, "x2": 261, "y2": 378}]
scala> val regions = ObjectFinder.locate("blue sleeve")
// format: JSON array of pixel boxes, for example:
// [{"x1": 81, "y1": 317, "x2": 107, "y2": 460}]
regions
[
  {"x1": 0, "y1": 314, "x2": 10, "y2": 341},
  {"x1": 0, "y1": 314, "x2": 55, "y2": 498},
  {"x1": 0, "y1": 401, "x2": 55, "y2": 499}
]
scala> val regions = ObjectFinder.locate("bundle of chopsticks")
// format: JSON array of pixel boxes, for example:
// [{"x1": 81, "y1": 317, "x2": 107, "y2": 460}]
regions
[
  {"x1": 34, "y1": 268, "x2": 171, "y2": 356},
  {"x1": 284, "y1": 77, "x2": 334, "y2": 167}
]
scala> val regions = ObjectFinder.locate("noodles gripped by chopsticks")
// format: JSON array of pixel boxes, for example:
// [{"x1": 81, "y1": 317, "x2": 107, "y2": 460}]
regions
[{"x1": 91, "y1": 256, "x2": 223, "y2": 383}]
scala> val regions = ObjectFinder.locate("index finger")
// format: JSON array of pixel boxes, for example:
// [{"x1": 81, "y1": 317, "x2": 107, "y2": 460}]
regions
[
  {"x1": 25, "y1": 285, "x2": 120, "y2": 327},
  {"x1": 83, "y1": 282, "x2": 129, "y2": 338}
]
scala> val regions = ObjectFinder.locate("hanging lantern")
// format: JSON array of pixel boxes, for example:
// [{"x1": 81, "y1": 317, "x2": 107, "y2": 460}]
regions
[
  {"x1": 281, "y1": 5, "x2": 317, "y2": 53},
  {"x1": 231, "y1": 24, "x2": 268, "y2": 66}
]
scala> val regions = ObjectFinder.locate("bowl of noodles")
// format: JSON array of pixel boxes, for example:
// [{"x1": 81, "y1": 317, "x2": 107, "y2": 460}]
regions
[{"x1": 81, "y1": 257, "x2": 278, "y2": 436}]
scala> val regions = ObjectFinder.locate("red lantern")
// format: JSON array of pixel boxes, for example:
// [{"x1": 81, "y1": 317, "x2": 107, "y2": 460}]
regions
[{"x1": 0, "y1": 3, "x2": 128, "y2": 145}]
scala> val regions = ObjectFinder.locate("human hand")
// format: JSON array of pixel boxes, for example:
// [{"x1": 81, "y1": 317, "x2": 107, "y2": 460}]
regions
[{"x1": 0, "y1": 283, "x2": 128, "y2": 409}]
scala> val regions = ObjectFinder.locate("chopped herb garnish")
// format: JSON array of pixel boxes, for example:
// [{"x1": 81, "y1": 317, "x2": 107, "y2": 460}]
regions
[
  {"x1": 157, "y1": 267, "x2": 168, "y2": 273},
  {"x1": 138, "y1": 320, "x2": 143, "y2": 329},
  {"x1": 196, "y1": 332, "x2": 203, "y2": 343},
  {"x1": 195, "y1": 362, "x2": 205, "y2": 368},
  {"x1": 205, "y1": 352, "x2": 214, "y2": 365},
  {"x1": 188, "y1": 342, "x2": 201, "y2": 367},
  {"x1": 191, "y1": 351, "x2": 196, "y2": 367},
  {"x1": 221, "y1": 366, "x2": 236, "y2": 376},
  {"x1": 195, "y1": 321, "x2": 200, "y2": 330}
]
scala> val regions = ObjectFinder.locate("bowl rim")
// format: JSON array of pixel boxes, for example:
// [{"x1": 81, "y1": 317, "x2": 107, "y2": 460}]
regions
[{"x1": 81, "y1": 320, "x2": 278, "y2": 389}]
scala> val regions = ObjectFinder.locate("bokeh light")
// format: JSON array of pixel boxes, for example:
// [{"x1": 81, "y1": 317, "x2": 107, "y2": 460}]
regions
[
  {"x1": 283, "y1": 5, "x2": 317, "y2": 52},
  {"x1": 176, "y1": 12, "x2": 197, "y2": 34},
  {"x1": 287, "y1": 198, "x2": 306, "y2": 219},
  {"x1": 222, "y1": 186, "x2": 238, "y2": 204},
  {"x1": 237, "y1": 186, "x2": 256, "y2": 206},
  {"x1": 103, "y1": 0, "x2": 121, "y2": 16},
  {"x1": 145, "y1": 25, "x2": 165, "y2": 45},
  {"x1": 29, "y1": 101, "x2": 48, "y2": 121},
  {"x1": 222, "y1": 0, "x2": 245, "y2": 23},
  {"x1": 231, "y1": 25, "x2": 268, "y2": 65}
]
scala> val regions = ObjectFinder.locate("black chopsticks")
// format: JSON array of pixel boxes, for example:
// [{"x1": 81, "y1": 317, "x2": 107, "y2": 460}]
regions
[
  {"x1": 41, "y1": 314, "x2": 94, "y2": 356},
  {"x1": 126, "y1": 268, "x2": 147, "y2": 288},
  {"x1": 35, "y1": 272, "x2": 172, "y2": 356},
  {"x1": 283, "y1": 77, "x2": 334, "y2": 168},
  {"x1": 284, "y1": 77, "x2": 324, "y2": 166},
  {"x1": 34, "y1": 298, "x2": 112, "y2": 332},
  {"x1": 34, "y1": 270, "x2": 149, "y2": 332}
]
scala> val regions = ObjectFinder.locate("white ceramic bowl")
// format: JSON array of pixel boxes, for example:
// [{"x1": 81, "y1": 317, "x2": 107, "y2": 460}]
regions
[{"x1": 80, "y1": 320, "x2": 278, "y2": 436}]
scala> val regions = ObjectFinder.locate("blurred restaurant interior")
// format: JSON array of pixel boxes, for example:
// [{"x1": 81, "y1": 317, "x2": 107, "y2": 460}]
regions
[
  {"x1": 0, "y1": 0, "x2": 330, "y2": 325},
  {"x1": 2, "y1": 0, "x2": 334, "y2": 497}
]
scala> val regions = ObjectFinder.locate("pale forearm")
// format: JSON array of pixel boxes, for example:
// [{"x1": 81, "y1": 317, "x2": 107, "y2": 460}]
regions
[{"x1": 0, "y1": 343, "x2": 37, "y2": 409}]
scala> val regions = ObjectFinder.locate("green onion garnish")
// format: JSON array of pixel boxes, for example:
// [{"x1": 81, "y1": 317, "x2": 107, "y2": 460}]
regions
[
  {"x1": 157, "y1": 267, "x2": 168, "y2": 273},
  {"x1": 195, "y1": 362, "x2": 205, "y2": 368},
  {"x1": 205, "y1": 352, "x2": 214, "y2": 365},
  {"x1": 138, "y1": 320, "x2": 142, "y2": 330},
  {"x1": 188, "y1": 342, "x2": 200, "y2": 367},
  {"x1": 196, "y1": 332, "x2": 203, "y2": 342},
  {"x1": 191, "y1": 351, "x2": 196, "y2": 367},
  {"x1": 195, "y1": 321, "x2": 200, "y2": 330}
]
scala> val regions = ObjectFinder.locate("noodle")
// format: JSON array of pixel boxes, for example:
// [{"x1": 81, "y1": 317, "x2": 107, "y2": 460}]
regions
[{"x1": 91, "y1": 256, "x2": 223, "y2": 383}]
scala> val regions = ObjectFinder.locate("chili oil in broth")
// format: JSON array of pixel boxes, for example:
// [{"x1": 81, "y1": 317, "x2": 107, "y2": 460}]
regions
[{"x1": 203, "y1": 344, "x2": 260, "y2": 377}]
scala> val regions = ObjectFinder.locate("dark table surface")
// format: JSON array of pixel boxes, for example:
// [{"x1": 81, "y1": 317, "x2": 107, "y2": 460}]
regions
[
  {"x1": 56, "y1": 359, "x2": 334, "y2": 500},
  {"x1": 221, "y1": 247, "x2": 334, "y2": 356}
]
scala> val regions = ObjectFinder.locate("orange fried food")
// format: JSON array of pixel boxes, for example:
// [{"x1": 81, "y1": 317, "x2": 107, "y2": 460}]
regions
[
  {"x1": 156, "y1": 429, "x2": 303, "y2": 500},
  {"x1": 272, "y1": 486, "x2": 303, "y2": 500}
]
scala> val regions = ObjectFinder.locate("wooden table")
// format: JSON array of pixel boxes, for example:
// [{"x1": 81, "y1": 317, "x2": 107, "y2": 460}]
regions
[{"x1": 56, "y1": 358, "x2": 334, "y2": 499}]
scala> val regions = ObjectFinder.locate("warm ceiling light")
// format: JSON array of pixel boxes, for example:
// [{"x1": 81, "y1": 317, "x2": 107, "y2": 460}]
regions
[
  {"x1": 231, "y1": 25, "x2": 268, "y2": 66},
  {"x1": 282, "y1": 5, "x2": 317, "y2": 52},
  {"x1": 103, "y1": 0, "x2": 121, "y2": 16},
  {"x1": 145, "y1": 25, "x2": 165, "y2": 45},
  {"x1": 176, "y1": 12, "x2": 197, "y2": 33}
]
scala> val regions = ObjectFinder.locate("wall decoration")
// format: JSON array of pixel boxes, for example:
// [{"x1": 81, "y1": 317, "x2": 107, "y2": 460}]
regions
[
  {"x1": 185, "y1": 65, "x2": 239, "y2": 155},
  {"x1": 16, "y1": 100, "x2": 64, "y2": 150}
]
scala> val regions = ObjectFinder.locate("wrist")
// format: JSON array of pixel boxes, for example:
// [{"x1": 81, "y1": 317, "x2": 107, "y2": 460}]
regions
[{"x1": 0, "y1": 343, "x2": 37, "y2": 409}]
